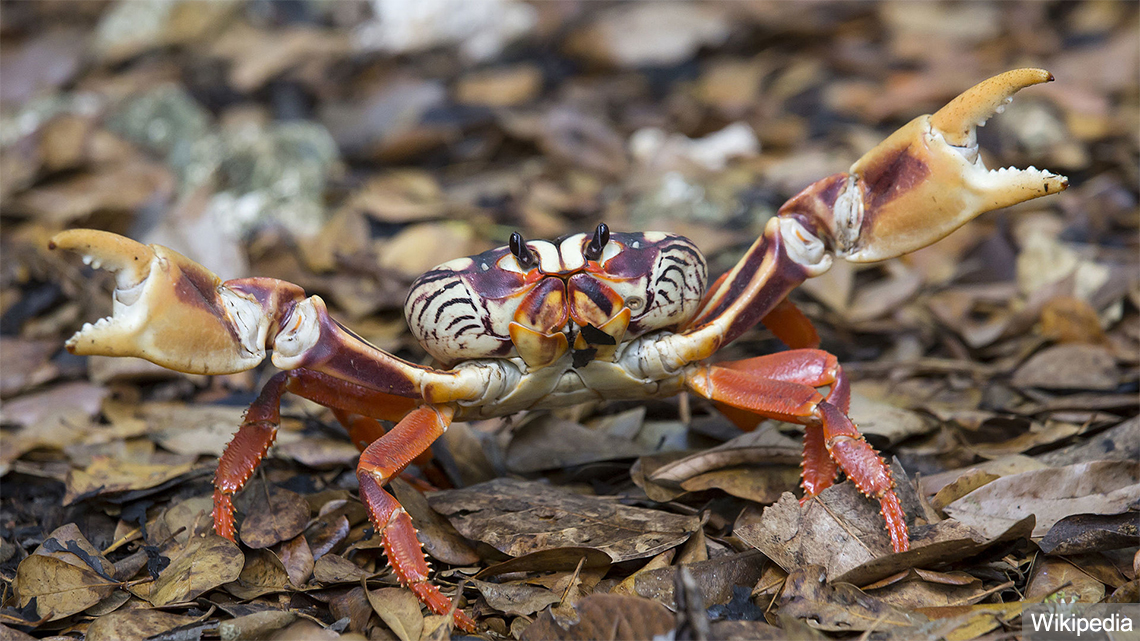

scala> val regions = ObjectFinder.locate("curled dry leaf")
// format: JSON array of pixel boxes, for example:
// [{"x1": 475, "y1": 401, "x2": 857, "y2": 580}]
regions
[
  {"x1": 14, "y1": 554, "x2": 118, "y2": 620},
  {"x1": 238, "y1": 482, "x2": 310, "y2": 549},
  {"x1": 363, "y1": 586, "x2": 424, "y2": 641},
  {"x1": 474, "y1": 547, "x2": 612, "y2": 580},
  {"x1": 86, "y1": 609, "x2": 204, "y2": 641},
  {"x1": 779, "y1": 565, "x2": 926, "y2": 631},
  {"x1": 738, "y1": 490, "x2": 1036, "y2": 587},
  {"x1": 505, "y1": 413, "x2": 652, "y2": 474},
  {"x1": 64, "y1": 456, "x2": 201, "y2": 505},
  {"x1": 1011, "y1": 344, "x2": 1120, "y2": 391},
  {"x1": 428, "y1": 478, "x2": 699, "y2": 563},
  {"x1": 132, "y1": 535, "x2": 243, "y2": 606},
  {"x1": 520, "y1": 593, "x2": 675, "y2": 641},
  {"x1": 470, "y1": 579, "x2": 561, "y2": 616},
  {"x1": 275, "y1": 534, "x2": 315, "y2": 587},
  {"x1": 944, "y1": 460, "x2": 1140, "y2": 538},
  {"x1": 633, "y1": 550, "x2": 767, "y2": 610},
  {"x1": 1025, "y1": 557, "x2": 1105, "y2": 603},
  {"x1": 224, "y1": 549, "x2": 290, "y2": 600},
  {"x1": 1038, "y1": 512, "x2": 1140, "y2": 555},
  {"x1": 217, "y1": 610, "x2": 297, "y2": 641},
  {"x1": 312, "y1": 553, "x2": 368, "y2": 584},
  {"x1": 650, "y1": 424, "x2": 802, "y2": 484}
]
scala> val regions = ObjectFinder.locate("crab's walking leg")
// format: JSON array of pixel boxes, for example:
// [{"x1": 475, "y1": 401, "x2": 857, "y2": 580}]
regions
[
  {"x1": 213, "y1": 372, "x2": 289, "y2": 539},
  {"x1": 687, "y1": 353, "x2": 907, "y2": 553},
  {"x1": 212, "y1": 368, "x2": 423, "y2": 539},
  {"x1": 356, "y1": 405, "x2": 477, "y2": 632}
]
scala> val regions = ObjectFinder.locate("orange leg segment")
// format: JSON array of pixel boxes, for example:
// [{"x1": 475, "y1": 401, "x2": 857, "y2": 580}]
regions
[
  {"x1": 212, "y1": 371, "x2": 476, "y2": 631},
  {"x1": 356, "y1": 405, "x2": 476, "y2": 632},
  {"x1": 688, "y1": 351, "x2": 908, "y2": 552}
]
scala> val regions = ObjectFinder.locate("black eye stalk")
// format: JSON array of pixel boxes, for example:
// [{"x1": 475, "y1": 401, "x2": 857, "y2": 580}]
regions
[
  {"x1": 510, "y1": 232, "x2": 537, "y2": 269},
  {"x1": 584, "y1": 223, "x2": 609, "y2": 262}
]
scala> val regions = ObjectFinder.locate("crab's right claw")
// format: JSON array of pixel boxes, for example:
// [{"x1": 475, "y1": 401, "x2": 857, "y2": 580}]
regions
[
  {"x1": 50, "y1": 230, "x2": 301, "y2": 375},
  {"x1": 836, "y1": 68, "x2": 1069, "y2": 263}
]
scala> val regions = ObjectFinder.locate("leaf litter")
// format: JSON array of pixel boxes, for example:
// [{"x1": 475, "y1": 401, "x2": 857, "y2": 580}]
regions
[{"x1": 1, "y1": 1, "x2": 1136, "y2": 639}]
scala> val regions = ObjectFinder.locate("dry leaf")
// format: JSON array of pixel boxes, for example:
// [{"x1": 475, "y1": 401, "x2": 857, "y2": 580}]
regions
[
  {"x1": 1025, "y1": 557, "x2": 1105, "y2": 603},
  {"x1": 1011, "y1": 344, "x2": 1120, "y2": 390},
  {"x1": 520, "y1": 594, "x2": 674, "y2": 640},
  {"x1": 944, "y1": 460, "x2": 1140, "y2": 538},
  {"x1": 238, "y1": 482, "x2": 310, "y2": 549},
  {"x1": 86, "y1": 609, "x2": 203, "y2": 641},
  {"x1": 64, "y1": 456, "x2": 201, "y2": 505},
  {"x1": 134, "y1": 535, "x2": 243, "y2": 606},
  {"x1": 779, "y1": 565, "x2": 926, "y2": 631},
  {"x1": 364, "y1": 586, "x2": 424, "y2": 641},
  {"x1": 428, "y1": 478, "x2": 699, "y2": 563},
  {"x1": 14, "y1": 554, "x2": 117, "y2": 620},
  {"x1": 225, "y1": 549, "x2": 290, "y2": 600},
  {"x1": 275, "y1": 534, "x2": 315, "y2": 587},
  {"x1": 312, "y1": 554, "x2": 368, "y2": 584},
  {"x1": 1038, "y1": 512, "x2": 1140, "y2": 555},
  {"x1": 471, "y1": 579, "x2": 561, "y2": 616}
]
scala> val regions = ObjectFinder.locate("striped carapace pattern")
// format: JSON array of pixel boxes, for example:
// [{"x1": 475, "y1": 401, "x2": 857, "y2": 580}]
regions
[{"x1": 403, "y1": 230, "x2": 707, "y2": 366}]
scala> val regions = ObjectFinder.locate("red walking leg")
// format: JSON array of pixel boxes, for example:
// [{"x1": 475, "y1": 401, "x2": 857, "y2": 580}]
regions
[
  {"x1": 213, "y1": 369, "x2": 424, "y2": 539},
  {"x1": 687, "y1": 354, "x2": 908, "y2": 552},
  {"x1": 356, "y1": 404, "x2": 476, "y2": 632},
  {"x1": 213, "y1": 372, "x2": 288, "y2": 540}
]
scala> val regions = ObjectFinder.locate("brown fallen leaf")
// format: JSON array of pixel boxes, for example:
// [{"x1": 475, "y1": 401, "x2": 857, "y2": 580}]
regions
[
  {"x1": 64, "y1": 456, "x2": 202, "y2": 505},
  {"x1": 275, "y1": 534, "x2": 315, "y2": 587},
  {"x1": 520, "y1": 593, "x2": 674, "y2": 640},
  {"x1": 0, "y1": 338, "x2": 59, "y2": 397},
  {"x1": 237, "y1": 482, "x2": 310, "y2": 549},
  {"x1": 680, "y1": 464, "x2": 802, "y2": 503},
  {"x1": 428, "y1": 478, "x2": 699, "y2": 563},
  {"x1": 1036, "y1": 416, "x2": 1139, "y2": 466},
  {"x1": 330, "y1": 587, "x2": 374, "y2": 634},
  {"x1": 1025, "y1": 557, "x2": 1105, "y2": 603},
  {"x1": 217, "y1": 610, "x2": 297, "y2": 641},
  {"x1": 919, "y1": 455, "x2": 1048, "y2": 496},
  {"x1": 738, "y1": 491, "x2": 1036, "y2": 586},
  {"x1": 312, "y1": 553, "x2": 368, "y2": 584},
  {"x1": 1011, "y1": 343, "x2": 1120, "y2": 390},
  {"x1": 135, "y1": 535, "x2": 242, "y2": 606},
  {"x1": 944, "y1": 460, "x2": 1140, "y2": 538},
  {"x1": 224, "y1": 549, "x2": 290, "y2": 600},
  {"x1": 650, "y1": 423, "x2": 802, "y2": 483},
  {"x1": 364, "y1": 585, "x2": 424, "y2": 641},
  {"x1": 633, "y1": 550, "x2": 767, "y2": 609},
  {"x1": 474, "y1": 547, "x2": 612, "y2": 580},
  {"x1": 86, "y1": 609, "x2": 204, "y2": 641},
  {"x1": 15, "y1": 156, "x2": 174, "y2": 219},
  {"x1": 778, "y1": 565, "x2": 926, "y2": 631},
  {"x1": 471, "y1": 579, "x2": 561, "y2": 616},
  {"x1": 34, "y1": 523, "x2": 115, "y2": 579},
  {"x1": 506, "y1": 413, "x2": 653, "y2": 473},
  {"x1": 929, "y1": 469, "x2": 1000, "y2": 513},
  {"x1": 1038, "y1": 512, "x2": 1140, "y2": 555},
  {"x1": 14, "y1": 554, "x2": 118, "y2": 620}
]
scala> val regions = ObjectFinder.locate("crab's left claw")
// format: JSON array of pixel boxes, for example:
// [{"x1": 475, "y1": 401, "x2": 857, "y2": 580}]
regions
[
  {"x1": 829, "y1": 68, "x2": 1069, "y2": 263},
  {"x1": 49, "y1": 229, "x2": 302, "y2": 375}
]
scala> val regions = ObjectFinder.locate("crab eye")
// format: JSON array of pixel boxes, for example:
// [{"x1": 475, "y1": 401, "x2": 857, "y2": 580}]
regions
[
  {"x1": 584, "y1": 223, "x2": 609, "y2": 262},
  {"x1": 510, "y1": 231, "x2": 537, "y2": 270}
]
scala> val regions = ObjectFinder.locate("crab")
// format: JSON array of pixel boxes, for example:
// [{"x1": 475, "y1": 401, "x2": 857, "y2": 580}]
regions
[{"x1": 51, "y1": 69, "x2": 1067, "y2": 632}]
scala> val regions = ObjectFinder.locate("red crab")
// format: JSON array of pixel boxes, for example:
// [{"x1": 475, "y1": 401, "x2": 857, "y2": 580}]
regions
[{"x1": 51, "y1": 69, "x2": 1067, "y2": 632}]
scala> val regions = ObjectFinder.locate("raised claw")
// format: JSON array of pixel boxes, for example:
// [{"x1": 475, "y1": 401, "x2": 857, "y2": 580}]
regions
[
  {"x1": 49, "y1": 229, "x2": 302, "y2": 375},
  {"x1": 832, "y1": 68, "x2": 1069, "y2": 263}
]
